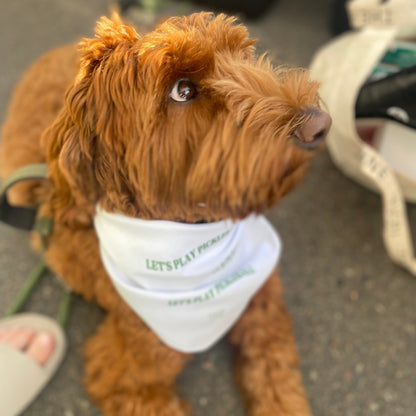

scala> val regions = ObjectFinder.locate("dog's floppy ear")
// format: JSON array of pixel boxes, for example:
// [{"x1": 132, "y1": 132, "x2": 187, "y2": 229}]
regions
[{"x1": 43, "y1": 15, "x2": 140, "y2": 227}]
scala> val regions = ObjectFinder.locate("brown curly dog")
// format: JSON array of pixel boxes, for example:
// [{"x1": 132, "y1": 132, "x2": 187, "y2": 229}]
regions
[{"x1": 0, "y1": 12, "x2": 330, "y2": 416}]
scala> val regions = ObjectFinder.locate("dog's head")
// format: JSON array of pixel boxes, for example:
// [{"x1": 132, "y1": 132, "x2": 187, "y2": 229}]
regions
[{"x1": 45, "y1": 13, "x2": 330, "y2": 225}]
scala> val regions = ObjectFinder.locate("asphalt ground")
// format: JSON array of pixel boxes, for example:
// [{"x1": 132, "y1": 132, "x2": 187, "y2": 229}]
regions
[{"x1": 0, "y1": 0, "x2": 415, "y2": 415}]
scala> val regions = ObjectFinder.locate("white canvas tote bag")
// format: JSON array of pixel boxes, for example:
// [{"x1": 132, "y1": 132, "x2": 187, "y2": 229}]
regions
[{"x1": 310, "y1": 1, "x2": 416, "y2": 274}]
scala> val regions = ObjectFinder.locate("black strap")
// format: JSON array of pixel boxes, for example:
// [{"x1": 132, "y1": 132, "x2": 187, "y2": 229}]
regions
[
  {"x1": 0, "y1": 164, "x2": 48, "y2": 230},
  {"x1": 1, "y1": 164, "x2": 70, "y2": 325}
]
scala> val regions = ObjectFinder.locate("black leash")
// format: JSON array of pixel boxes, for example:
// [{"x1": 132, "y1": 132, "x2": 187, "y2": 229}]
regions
[
  {"x1": 0, "y1": 164, "x2": 71, "y2": 328},
  {"x1": 0, "y1": 163, "x2": 48, "y2": 230}
]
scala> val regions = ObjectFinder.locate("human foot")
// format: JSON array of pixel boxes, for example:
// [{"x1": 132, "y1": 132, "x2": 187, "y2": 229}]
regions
[
  {"x1": 0, "y1": 314, "x2": 66, "y2": 416},
  {"x1": 0, "y1": 327, "x2": 55, "y2": 365}
]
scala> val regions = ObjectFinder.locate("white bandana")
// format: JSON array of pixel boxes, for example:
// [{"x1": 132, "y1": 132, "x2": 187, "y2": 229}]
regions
[{"x1": 94, "y1": 207, "x2": 281, "y2": 353}]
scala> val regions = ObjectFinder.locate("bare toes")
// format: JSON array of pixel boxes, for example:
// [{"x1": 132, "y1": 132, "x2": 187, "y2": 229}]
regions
[
  {"x1": 26, "y1": 332, "x2": 55, "y2": 366},
  {"x1": 1, "y1": 327, "x2": 35, "y2": 350}
]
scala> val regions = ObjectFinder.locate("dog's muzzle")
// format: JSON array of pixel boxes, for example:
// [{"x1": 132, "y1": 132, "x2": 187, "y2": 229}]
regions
[{"x1": 294, "y1": 108, "x2": 332, "y2": 150}]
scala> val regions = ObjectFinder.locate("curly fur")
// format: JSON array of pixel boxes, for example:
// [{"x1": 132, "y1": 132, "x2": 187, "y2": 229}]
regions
[{"x1": 0, "y1": 12, "x2": 325, "y2": 416}]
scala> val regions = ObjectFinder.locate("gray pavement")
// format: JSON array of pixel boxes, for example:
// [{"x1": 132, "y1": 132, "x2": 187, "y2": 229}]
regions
[{"x1": 0, "y1": 0, "x2": 415, "y2": 415}]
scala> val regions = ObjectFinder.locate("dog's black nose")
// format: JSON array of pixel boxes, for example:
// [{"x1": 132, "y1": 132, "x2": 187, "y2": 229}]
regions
[{"x1": 294, "y1": 108, "x2": 331, "y2": 150}]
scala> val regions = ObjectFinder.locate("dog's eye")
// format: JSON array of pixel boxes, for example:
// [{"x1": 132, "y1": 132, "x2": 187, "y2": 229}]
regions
[{"x1": 170, "y1": 79, "x2": 197, "y2": 102}]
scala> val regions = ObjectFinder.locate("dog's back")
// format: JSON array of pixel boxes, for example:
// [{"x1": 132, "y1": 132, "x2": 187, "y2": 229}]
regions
[{"x1": 0, "y1": 44, "x2": 79, "y2": 205}]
